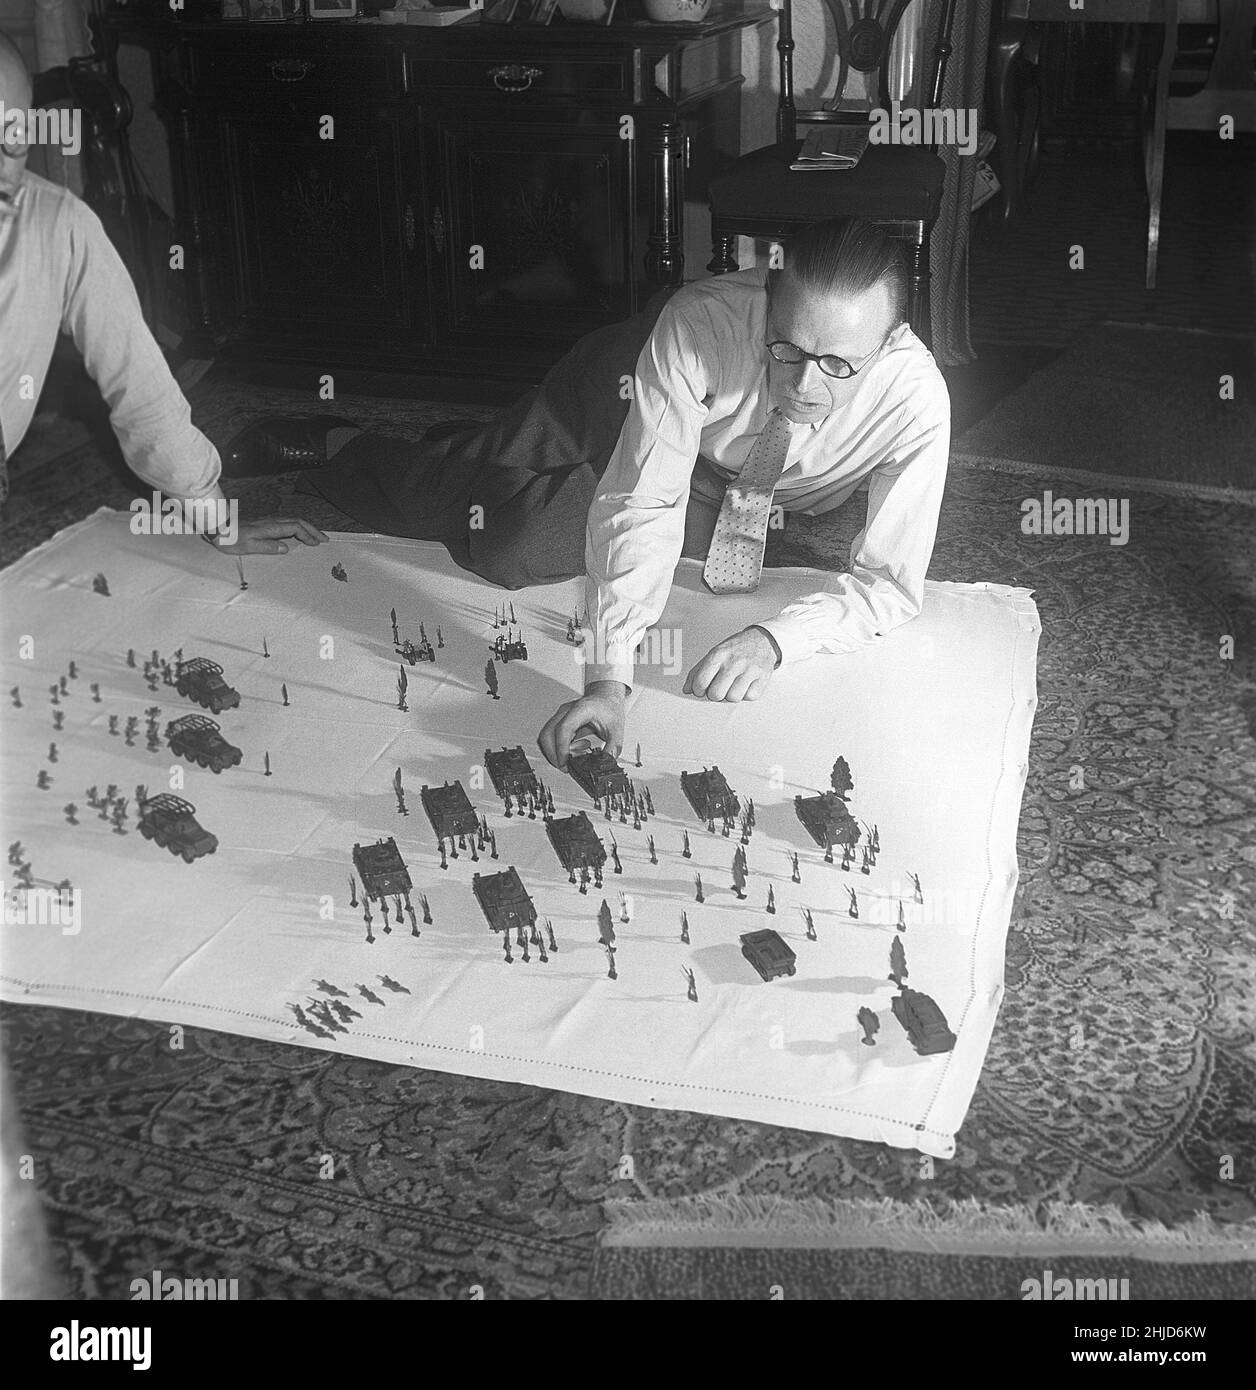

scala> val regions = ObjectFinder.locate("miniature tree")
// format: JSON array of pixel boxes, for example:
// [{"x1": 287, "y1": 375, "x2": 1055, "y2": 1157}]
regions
[
  {"x1": 485, "y1": 660, "x2": 499, "y2": 699},
  {"x1": 598, "y1": 899, "x2": 615, "y2": 947},
  {"x1": 889, "y1": 935, "x2": 908, "y2": 987},
  {"x1": 830, "y1": 757, "x2": 853, "y2": 801}
]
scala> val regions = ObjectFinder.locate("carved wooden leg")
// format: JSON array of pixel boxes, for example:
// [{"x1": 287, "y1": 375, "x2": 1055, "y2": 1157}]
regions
[
  {"x1": 644, "y1": 116, "x2": 684, "y2": 290},
  {"x1": 906, "y1": 222, "x2": 931, "y2": 349},
  {"x1": 708, "y1": 225, "x2": 738, "y2": 276},
  {"x1": 988, "y1": 18, "x2": 1027, "y2": 228}
]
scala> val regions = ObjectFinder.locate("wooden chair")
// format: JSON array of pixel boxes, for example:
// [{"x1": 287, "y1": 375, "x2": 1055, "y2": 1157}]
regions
[{"x1": 707, "y1": 0, "x2": 961, "y2": 345}]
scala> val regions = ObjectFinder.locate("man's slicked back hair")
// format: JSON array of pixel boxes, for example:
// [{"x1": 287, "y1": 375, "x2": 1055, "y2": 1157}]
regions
[{"x1": 765, "y1": 217, "x2": 908, "y2": 328}]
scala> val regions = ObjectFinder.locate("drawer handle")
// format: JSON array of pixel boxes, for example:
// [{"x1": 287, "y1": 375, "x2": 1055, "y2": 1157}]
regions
[
  {"x1": 269, "y1": 60, "x2": 313, "y2": 83},
  {"x1": 489, "y1": 64, "x2": 542, "y2": 93}
]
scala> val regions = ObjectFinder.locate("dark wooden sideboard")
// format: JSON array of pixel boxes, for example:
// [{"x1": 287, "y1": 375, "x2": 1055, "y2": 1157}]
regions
[{"x1": 112, "y1": 5, "x2": 773, "y2": 377}]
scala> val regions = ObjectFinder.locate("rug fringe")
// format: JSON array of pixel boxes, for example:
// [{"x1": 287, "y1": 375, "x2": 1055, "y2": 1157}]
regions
[{"x1": 601, "y1": 1195, "x2": 1256, "y2": 1261}]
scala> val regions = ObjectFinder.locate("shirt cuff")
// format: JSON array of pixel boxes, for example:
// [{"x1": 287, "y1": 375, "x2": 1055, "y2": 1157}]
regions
[
  {"x1": 755, "y1": 613, "x2": 814, "y2": 667},
  {"x1": 583, "y1": 658, "x2": 635, "y2": 693}
]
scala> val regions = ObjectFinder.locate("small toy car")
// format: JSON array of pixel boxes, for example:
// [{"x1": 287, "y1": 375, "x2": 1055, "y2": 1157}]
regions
[
  {"x1": 740, "y1": 928, "x2": 797, "y2": 981},
  {"x1": 891, "y1": 987, "x2": 957, "y2": 1055}
]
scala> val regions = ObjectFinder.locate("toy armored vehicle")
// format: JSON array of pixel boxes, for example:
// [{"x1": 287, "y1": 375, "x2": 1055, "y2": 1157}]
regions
[
  {"x1": 740, "y1": 928, "x2": 797, "y2": 981},
  {"x1": 174, "y1": 657, "x2": 240, "y2": 715},
  {"x1": 421, "y1": 781, "x2": 480, "y2": 842},
  {"x1": 795, "y1": 757, "x2": 861, "y2": 852},
  {"x1": 164, "y1": 714, "x2": 243, "y2": 773},
  {"x1": 546, "y1": 812, "x2": 607, "y2": 877},
  {"x1": 567, "y1": 749, "x2": 631, "y2": 803},
  {"x1": 396, "y1": 636, "x2": 435, "y2": 664},
  {"x1": 137, "y1": 794, "x2": 218, "y2": 862},
  {"x1": 681, "y1": 766, "x2": 740, "y2": 825},
  {"x1": 485, "y1": 746, "x2": 540, "y2": 802},
  {"x1": 352, "y1": 838, "x2": 413, "y2": 902},
  {"x1": 472, "y1": 868, "x2": 537, "y2": 935},
  {"x1": 891, "y1": 987, "x2": 957, "y2": 1055}
]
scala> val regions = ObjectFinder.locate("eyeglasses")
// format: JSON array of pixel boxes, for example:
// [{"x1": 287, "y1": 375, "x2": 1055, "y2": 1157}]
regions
[{"x1": 766, "y1": 339, "x2": 883, "y2": 379}]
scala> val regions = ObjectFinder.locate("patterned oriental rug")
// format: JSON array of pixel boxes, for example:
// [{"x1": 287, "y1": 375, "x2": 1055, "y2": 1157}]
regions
[{"x1": 2, "y1": 389, "x2": 1255, "y2": 1299}]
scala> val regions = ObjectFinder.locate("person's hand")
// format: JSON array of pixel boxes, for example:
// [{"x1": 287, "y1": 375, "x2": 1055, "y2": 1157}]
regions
[
  {"x1": 684, "y1": 627, "x2": 779, "y2": 702},
  {"x1": 209, "y1": 518, "x2": 329, "y2": 556},
  {"x1": 538, "y1": 680, "x2": 628, "y2": 770}
]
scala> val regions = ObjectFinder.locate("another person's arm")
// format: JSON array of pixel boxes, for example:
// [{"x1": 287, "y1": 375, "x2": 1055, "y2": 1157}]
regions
[{"x1": 61, "y1": 201, "x2": 325, "y2": 554}]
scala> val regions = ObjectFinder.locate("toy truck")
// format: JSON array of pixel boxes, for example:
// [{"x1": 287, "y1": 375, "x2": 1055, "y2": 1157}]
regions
[
  {"x1": 137, "y1": 794, "x2": 218, "y2": 862},
  {"x1": 891, "y1": 987, "x2": 957, "y2": 1055},
  {"x1": 546, "y1": 812, "x2": 607, "y2": 877},
  {"x1": 174, "y1": 657, "x2": 240, "y2": 714},
  {"x1": 352, "y1": 838, "x2": 413, "y2": 903},
  {"x1": 681, "y1": 766, "x2": 740, "y2": 825},
  {"x1": 740, "y1": 928, "x2": 797, "y2": 981},
  {"x1": 420, "y1": 781, "x2": 480, "y2": 842},
  {"x1": 472, "y1": 868, "x2": 537, "y2": 935},
  {"x1": 491, "y1": 631, "x2": 528, "y2": 663},
  {"x1": 164, "y1": 714, "x2": 243, "y2": 773},
  {"x1": 566, "y1": 749, "x2": 631, "y2": 803},
  {"x1": 485, "y1": 746, "x2": 540, "y2": 802}
]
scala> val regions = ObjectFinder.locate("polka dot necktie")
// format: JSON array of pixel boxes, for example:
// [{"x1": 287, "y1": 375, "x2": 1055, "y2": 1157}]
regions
[{"x1": 702, "y1": 407, "x2": 795, "y2": 595}]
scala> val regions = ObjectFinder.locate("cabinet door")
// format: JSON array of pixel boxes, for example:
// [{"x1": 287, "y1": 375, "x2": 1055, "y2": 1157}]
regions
[
  {"x1": 217, "y1": 107, "x2": 427, "y2": 342},
  {"x1": 433, "y1": 114, "x2": 636, "y2": 351}
]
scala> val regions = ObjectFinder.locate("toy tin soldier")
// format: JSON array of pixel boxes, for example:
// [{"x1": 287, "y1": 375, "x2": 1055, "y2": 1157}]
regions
[
  {"x1": 680, "y1": 910, "x2": 690, "y2": 944},
  {"x1": 858, "y1": 1007, "x2": 879, "y2": 1046},
  {"x1": 685, "y1": 968, "x2": 698, "y2": 1003}
]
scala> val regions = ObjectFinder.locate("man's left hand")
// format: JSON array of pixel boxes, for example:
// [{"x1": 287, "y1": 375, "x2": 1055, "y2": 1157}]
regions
[{"x1": 683, "y1": 627, "x2": 779, "y2": 703}]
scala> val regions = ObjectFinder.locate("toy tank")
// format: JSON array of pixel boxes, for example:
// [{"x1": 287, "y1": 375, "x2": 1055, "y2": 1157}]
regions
[
  {"x1": 174, "y1": 657, "x2": 240, "y2": 715},
  {"x1": 137, "y1": 794, "x2": 218, "y2": 862},
  {"x1": 352, "y1": 838, "x2": 413, "y2": 901},
  {"x1": 472, "y1": 868, "x2": 537, "y2": 934},
  {"x1": 165, "y1": 714, "x2": 243, "y2": 773},
  {"x1": 740, "y1": 928, "x2": 797, "y2": 981},
  {"x1": 681, "y1": 766, "x2": 740, "y2": 824}
]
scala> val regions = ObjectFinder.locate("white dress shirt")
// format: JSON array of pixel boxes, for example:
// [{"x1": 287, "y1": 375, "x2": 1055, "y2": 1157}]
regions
[
  {"x1": 583, "y1": 267, "x2": 951, "y2": 690},
  {"x1": 0, "y1": 173, "x2": 221, "y2": 498}
]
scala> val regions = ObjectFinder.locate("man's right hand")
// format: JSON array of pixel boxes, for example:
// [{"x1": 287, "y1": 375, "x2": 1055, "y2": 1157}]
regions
[{"x1": 538, "y1": 681, "x2": 628, "y2": 770}]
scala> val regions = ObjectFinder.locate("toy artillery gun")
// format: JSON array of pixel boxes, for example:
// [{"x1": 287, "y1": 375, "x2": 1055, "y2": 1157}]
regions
[
  {"x1": 174, "y1": 657, "x2": 240, "y2": 715},
  {"x1": 740, "y1": 928, "x2": 797, "y2": 981},
  {"x1": 681, "y1": 766, "x2": 740, "y2": 826},
  {"x1": 137, "y1": 793, "x2": 218, "y2": 862},
  {"x1": 491, "y1": 629, "x2": 529, "y2": 663},
  {"x1": 473, "y1": 867, "x2": 538, "y2": 934},
  {"x1": 396, "y1": 636, "x2": 435, "y2": 665},
  {"x1": 485, "y1": 746, "x2": 540, "y2": 803},
  {"x1": 546, "y1": 812, "x2": 607, "y2": 880},
  {"x1": 891, "y1": 986, "x2": 957, "y2": 1055},
  {"x1": 794, "y1": 757, "x2": 861, "y2": 854},
  {"x1": 352, "y1": 838, "x2": 413, "y2": 902},
  {"x1": 164, "y1": 714, "x2": 243, "y2": 774},
  {"x1": 566, "y1": 749, "x2": 631, "y2": 803}
]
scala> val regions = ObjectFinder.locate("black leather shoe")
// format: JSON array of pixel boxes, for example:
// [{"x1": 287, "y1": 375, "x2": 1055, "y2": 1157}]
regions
[{"x1": 223, "y1": 415, "x2": 360, "y2": 477}]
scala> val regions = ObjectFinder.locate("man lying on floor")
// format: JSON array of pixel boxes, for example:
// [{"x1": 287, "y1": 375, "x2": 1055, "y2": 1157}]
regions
[
  {"x1": 0, "y1": 31, "x2": 324, "y2": 558},
  {"x1": 241, "y1": 216, "x2": 950, "y2": 769}
]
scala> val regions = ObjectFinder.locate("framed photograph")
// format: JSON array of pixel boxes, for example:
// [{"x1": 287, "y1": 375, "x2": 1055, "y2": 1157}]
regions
[
  {"x1": 245, "y1": 0, "x2": 287, "y2": 18},
  {"x1": 221, "y1": 0, "x2": 248, "y2": 18},
  {"x1": 306, "y1": 0, "x2": 360, "y2": 18}
]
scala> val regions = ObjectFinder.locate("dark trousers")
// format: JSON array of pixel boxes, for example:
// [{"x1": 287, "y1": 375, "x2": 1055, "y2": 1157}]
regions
[{"x1": 305, "y1": 293, "x2": 721, "y2": 589}]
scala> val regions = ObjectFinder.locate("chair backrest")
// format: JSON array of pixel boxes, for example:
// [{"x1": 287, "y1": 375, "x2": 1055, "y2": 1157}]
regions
[{"x1": 774, "y1": 0, "x2": 961, "y2": 145}]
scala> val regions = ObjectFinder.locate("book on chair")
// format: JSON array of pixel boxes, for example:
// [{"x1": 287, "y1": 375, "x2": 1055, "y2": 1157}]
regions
[{"x1": 789, "y1": 126, "x2": 870, "y2": 172}]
